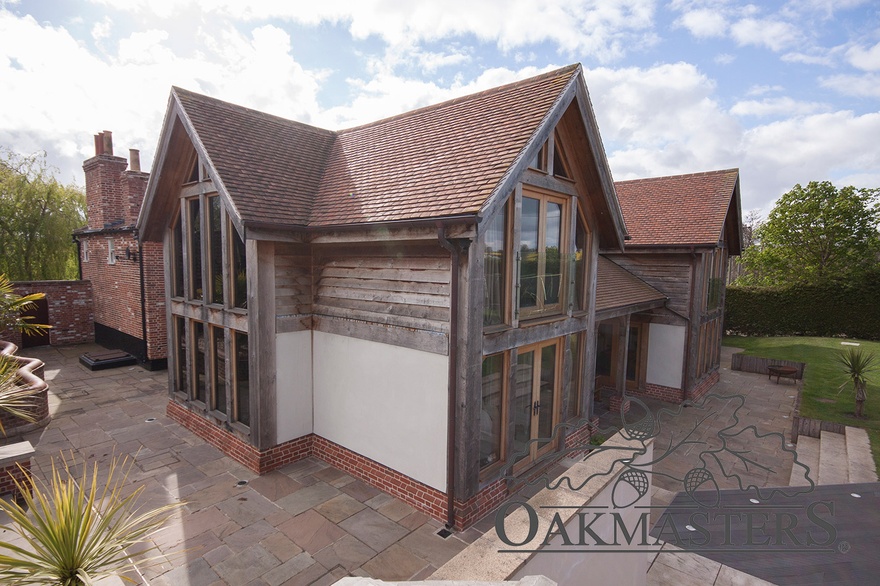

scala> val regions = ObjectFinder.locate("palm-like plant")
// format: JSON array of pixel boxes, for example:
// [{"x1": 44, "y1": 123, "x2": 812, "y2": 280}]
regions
[
  {"x1": 0, "y1": 453, "x2": 181, "y2": 585},
  {"x1": 836, "y1": 347, "x2": 877, "y2": 418},
  {"x1": 0, "y1": 274, "x2": 51, "y2": 339}
]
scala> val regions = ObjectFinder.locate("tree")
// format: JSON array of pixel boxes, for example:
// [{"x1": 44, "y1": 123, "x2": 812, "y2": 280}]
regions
[
  {"x1": 836, "y1": 348, "x2": 876, "y2": 418},
  {"x1": 0, "y1": 150, "x2": 86, "y2": 281},
  {"x1": 738, "y1": 181, "x2": 879, "y2": 286}
]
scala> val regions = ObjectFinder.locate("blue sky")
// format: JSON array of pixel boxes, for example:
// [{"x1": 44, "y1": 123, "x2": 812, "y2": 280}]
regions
[{"x1": 1, "y1": 0, "x2": 878, "y2": 215}]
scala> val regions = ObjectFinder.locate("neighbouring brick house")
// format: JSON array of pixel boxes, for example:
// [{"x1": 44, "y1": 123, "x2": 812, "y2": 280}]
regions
[
  {"x1": 133, "y1": 64, "x2": 742, "y2": 529},
  {"x1": 73, "y1": 132, "x2": 167, "y2": 369}
]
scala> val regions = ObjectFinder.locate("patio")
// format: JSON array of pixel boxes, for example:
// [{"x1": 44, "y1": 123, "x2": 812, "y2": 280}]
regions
[{"x1": 3, "y1": 344, "x2": 478, "y2": 586}]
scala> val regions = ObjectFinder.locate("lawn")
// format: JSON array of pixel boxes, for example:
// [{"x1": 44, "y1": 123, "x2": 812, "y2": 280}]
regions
[{"x1": 723, "y1": 335, "x2": 880, "y2": 472}]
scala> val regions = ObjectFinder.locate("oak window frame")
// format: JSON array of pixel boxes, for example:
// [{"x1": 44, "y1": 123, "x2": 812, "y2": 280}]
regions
[{"x1": 517, "y1": 188, "x2": 570, "y2": 320}]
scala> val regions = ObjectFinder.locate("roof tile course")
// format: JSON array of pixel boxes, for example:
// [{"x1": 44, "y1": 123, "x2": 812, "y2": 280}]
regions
[
  {"x1": 614, "y1": 168, "x2": 739, "y2": 247},
  {"x1": 594, "y1": 256, "x2": 666, "y2": 312},
  {"x1": 173, "y1": 65, "x2": 579, "y2": 228}
]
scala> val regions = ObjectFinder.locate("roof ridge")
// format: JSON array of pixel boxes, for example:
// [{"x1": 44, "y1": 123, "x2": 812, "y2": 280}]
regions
[
  {"x1": 337, "y1": 64, "x2": 580, "y2": 134},
  {"x1": 171, "y1": 86, "x2": 336, "y2": 137},
  {"x1": 614, "y1": 168, "x2": 739, "y2": 185}
]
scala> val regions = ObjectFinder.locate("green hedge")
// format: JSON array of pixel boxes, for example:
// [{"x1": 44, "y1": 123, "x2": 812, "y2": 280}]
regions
[{"x1": 725, "y1": 271, "x2": 880, "y2": 340}]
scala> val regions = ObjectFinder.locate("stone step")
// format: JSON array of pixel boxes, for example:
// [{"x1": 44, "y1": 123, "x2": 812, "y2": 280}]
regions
[
  {"x1": 790, "y1": 435, "x2": 820, "y2": 487},
  {"x1": 845, "y1": 426, "x2": 878, "y2": 484},
  {"x1": 818, "y1": 431, "x2": 849, "y2": 485}
]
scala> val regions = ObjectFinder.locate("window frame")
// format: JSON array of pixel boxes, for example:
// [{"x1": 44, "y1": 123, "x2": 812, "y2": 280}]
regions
[
  {"x1": 106, "y1": 238, "x2": 116, "y2": 265},
  {"x1": 517, "y1": 188, "x2": 570, "y2": 320}
]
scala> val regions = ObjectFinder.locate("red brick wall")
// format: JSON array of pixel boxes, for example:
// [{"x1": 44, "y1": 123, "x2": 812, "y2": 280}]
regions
[
  {"x1": 2, "y1": 281, "x2": 94, "y2": 347},
  {"x1": 167, "y1": 398, "x2": 524, "y2": 529},
  {"x1": 83, "y1": 155, "x2": 127, "y2": 230},
  {"x1": 0, "y1": 460, "x2": 31, "y2": 500},
  {"x1": 691, "y1": 369, "x2": 720, "y2": 401},
  {"x1": 634, "y1": 383, "x2": 685, "y2": 403}
]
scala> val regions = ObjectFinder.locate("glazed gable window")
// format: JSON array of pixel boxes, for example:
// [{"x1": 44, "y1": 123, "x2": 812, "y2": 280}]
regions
[{"x1": 518, "y1": 190, "x2": 568, "y2": 318}]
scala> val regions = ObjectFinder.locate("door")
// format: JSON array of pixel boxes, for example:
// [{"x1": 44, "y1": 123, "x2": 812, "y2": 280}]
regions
[{"x1": 512, "y1": 339, "x2": 559, "y2": 472}]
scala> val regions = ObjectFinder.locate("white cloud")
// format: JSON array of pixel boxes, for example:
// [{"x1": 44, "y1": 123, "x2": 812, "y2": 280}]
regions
[
  {"x1": 730, "y1": 97, "x2": 827, "y2": 117},
  {"x1": 730, "y1": 17, "x2": 800, "y2": 51},
  {"x1": 89, "y1": 0, "x2": 658, "y2": 63},
  {"x1": 91, "y1": 15, "x2": 111, "y2": 42},
  {"x1": 820, "y1": 73, "x2": 880, "y2": 98},
  {"x1": 714, "y1": 53, "x2": 735, "y2": 64},
  {"x1": 746, "y1": 84, "x2": 784, "y2": 96},
  {"x1": 781, "y1": 51, "x2": 834, "y2": 66},
  {"x1": 677, "y1": 8, "x2": 727, "y2": 38},
  {"x1": 846, "y1": 41, "x2": 880, "y2": 71}
]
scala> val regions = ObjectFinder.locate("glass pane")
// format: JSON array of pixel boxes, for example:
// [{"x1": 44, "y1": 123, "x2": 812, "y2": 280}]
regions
[
  {"x1": 596, "y1": 323, "x2": 613, "y2": 377},
  {"x1": 538, "y1": 344, "x2": 556, "y2": 441},
  {"x1": 235, "y1": 332, "x2": 250, "y2": 426},
  {"x1": 480, "y1": 355, "x2": 504, "y2": 468},
  {"x1": 188, "y1": 199, "x2": 203, "y2": 300},
  {"x1": 212, "y1": 327, "x2": 227, "y2": 414},
  {"x1": 519, "y1": 197, "x2": 539, "y2": 310},
  {"x1": 231, "y1": 224, "x2": 247, "y2": 309},
  {"x1": 626, "y1": 326, "x2": 639, "y2": 382},
  {"x1": 574, "y1": 213, "x2": 586, "y2": 311},
  {"x1": 175, "y1": 317, "x2": 187, "y2": 395},
  {"x1": 566, "y1": 334, "x2": 580, "y2": 420},
  {"x1": 513, "y1": 351, "x2": 534, "y2": 464},
  {"x1": 544, "y1": 201, "x2": 562, "y2": 305},
  {"x1": 208, "y1": 196, "x2": 224, "y2": 305},
  {"x1": 172, "y1": 214, "x2": 184, "y2": 297},
  {"x1": 193, "y1": 322, "x2": 206, "y2": 403},
  {"x1": 483, "y1": 204, "x2": 506, "y2": 326}
]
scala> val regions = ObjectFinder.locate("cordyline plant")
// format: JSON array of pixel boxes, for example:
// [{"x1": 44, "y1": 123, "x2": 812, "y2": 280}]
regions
[
  {"x1": 0, "y1": 452, "x2": 182, "y2": 585},
  {"x1": 0, "y1": 274, "x2": 51, "y2": 338},
  {"x1": 836, "y1": 347, "x2": 877, "y2": 418},
  {"x1": 0, "y1": 354, "x2": 41, "y2": 436}
]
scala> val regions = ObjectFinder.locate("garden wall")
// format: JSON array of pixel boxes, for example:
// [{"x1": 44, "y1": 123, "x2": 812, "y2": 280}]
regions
[
  {"x1": 2, "y1": 281, "x2": 94, "y2": 347},
  {"x1": 725, "y1": 271, "x2": 880, "y2": 340}
]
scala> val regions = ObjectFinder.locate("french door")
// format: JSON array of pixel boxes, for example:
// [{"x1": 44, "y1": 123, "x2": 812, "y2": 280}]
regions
[{"x1": 512, "y1": 339, "x2": 560, "y2": 472}]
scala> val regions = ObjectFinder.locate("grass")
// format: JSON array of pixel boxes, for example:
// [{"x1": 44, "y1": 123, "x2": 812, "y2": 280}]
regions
[{"x1": 723, "y1": 335, "x2": 880, "y2": 472}]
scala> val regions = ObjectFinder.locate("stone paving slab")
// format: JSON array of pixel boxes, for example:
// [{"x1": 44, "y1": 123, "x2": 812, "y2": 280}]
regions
[{"x1": 6, "y1": 344, "x2": 470, "y2": 586}]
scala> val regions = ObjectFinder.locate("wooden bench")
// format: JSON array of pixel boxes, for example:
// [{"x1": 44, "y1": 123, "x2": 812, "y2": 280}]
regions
[{"x1": 768, "y1": 365, "x2": 798, "y2": 384}]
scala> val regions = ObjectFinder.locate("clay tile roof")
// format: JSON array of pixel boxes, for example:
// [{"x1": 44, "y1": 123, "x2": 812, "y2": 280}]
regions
[
  {"x1": 614, "y1": 168, "x2": 739, "y2": 247},
  {"x1": 174, "y1": 87, "x2": 336, "y2": 227},
  {"x1": 172, "y1": 64, "x2": 580, "y2": 228},
  {"x1": 309, "y1": 65, "x2": 579, "y2": 226},
  {"x1": 594, "y1": 256, "x2": 666, "y2": 313}
]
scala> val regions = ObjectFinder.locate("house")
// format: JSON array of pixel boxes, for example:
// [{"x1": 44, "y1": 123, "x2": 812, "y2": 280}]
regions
[
  {"x1": 597, "y1": 170, "x2": 742, "y2": 406},
  {"x1": 135, "y1": 64, "x2": 741, "y2": 529},
  {"x1": 74, "y1": 132, "x2": 167, "y2": 369}
]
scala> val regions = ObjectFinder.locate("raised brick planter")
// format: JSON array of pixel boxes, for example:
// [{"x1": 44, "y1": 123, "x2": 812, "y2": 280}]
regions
[
  {"x1": 0, "y1": 340, "x2": 51, "y2": 436},
  {"x1": 0, "y1": 441, "x2": 35, "y2": 500}
]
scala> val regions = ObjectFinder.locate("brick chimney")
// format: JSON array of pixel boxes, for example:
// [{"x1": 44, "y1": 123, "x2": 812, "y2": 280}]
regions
[{"x1": 83, "y1": 131, "x2": 149, "y2": 228}]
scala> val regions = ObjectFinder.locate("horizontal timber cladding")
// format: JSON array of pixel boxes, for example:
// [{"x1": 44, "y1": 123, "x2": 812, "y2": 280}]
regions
[
  {"x1": 310, "y1": 244, "x2": 452, "y2": 354},
  {"x1": 606, "y1": 253, "x2": 693, "y2": 317},
  {"x1": 274, "y1": 242, "x2": 313, "y2": 318}
]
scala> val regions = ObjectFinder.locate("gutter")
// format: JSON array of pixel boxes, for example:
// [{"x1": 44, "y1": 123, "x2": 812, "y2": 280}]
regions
[
  {"x1": 436, "y1": 223, "x2": 467, "y2": 530},
  {"x1": 241, "y1": 213, "x2": 478, "y2": 236}
]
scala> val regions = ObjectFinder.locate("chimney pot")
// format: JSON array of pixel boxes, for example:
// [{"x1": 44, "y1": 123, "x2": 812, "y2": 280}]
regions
[
  {"x1": 94, "y1": 134, "x2": 104, "y2": 156},
  {"x1": 129, "y1": 149, "x2": 141, "y2": 172},
  {"x1": 102, "y1": 130, "x2": 113, "y2": 156}
]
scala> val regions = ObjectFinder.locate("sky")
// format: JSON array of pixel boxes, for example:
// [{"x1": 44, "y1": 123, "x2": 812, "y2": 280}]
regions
[{"x1": 1, "y1": 0, "x2": 878, "y2": 216}]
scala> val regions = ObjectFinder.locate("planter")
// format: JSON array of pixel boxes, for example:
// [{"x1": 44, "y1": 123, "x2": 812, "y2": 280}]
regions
[{"x1": 0, "y1": 340, "x2": 51, "y2": 437}]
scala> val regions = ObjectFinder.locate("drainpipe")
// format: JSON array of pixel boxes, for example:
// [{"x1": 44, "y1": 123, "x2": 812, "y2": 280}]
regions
[
  {"x1": 137, "y1": 231, "x2": 148, "y2": 364},
  {"x1": 73, "y1": 236, "x2": 82, "y2": 281},
  {"x1": 437, "y1": 224, "x2": 462, "y2": 530}
]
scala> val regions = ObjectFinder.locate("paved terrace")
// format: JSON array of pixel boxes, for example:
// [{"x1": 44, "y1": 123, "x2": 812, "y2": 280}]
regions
[
  {"x1": 1, "y1": 344, "x2": 799, "y2": 586},
  {"x1": 4, "y1": 344, "x2": 480, "y2": 586}
]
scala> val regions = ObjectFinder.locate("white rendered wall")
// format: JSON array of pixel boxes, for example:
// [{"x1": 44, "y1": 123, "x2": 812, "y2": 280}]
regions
[
  {"x1": 646, "y1": 324, "x2": 685, "y2": 389},
  {"x1": 276, "y1": 331, "x2": 314, "y2": 443},
  {"x1": 313, "y1": 331, "x2": 449, "y2": 491}
]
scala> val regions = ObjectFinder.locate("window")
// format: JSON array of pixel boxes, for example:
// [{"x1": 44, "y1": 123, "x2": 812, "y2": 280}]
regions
[
  {"x1": 518, "y1": 191, "x2": 567, "y2": 317},
  {"x1": 596, "y1": 322, "x2": 613, "y2": 378},
  {"x1": 565, "y1": 333, "x2": 582, "y2": 420},
  {"x1": 234, "y1": 331, "x2": 250, "y2": 426},
  {"x1": 107, "y1": 238, "x2": 116, "y2": 265},
  {"x1": 481, "y1": 354, "x2": 505, "y2": 470},
  {"x1": 211, "y1": 326, "x2": 227, "y2": 415},
  {"x1": 173, "y1": 317, "x2": 188, "y2": 396},
  {"x1": 552, "y1": 134, "x2": 571, "y2": 180},
  {"x1": 572, "y1": 211, "x2": 589, "y2": 312},
  {"x1": 192, "y1": 321, "x2": 207, "y2": 404},
  {"x1": 82, "y1": 241, "x2": 89, "y2": 263},
  {"x1": 208, "y1": 195, "x2": 224, "y2": 304},
  {"x1": 231, "y1": 220, "x2": 247, "y2": 309},
  {"x1": 483, "y1": 202, "x2": 508, "y2": 327},
  {"x1": 171, "y1": 213, "x2": 184, "y2": 297},
  {"x1": 188, "y1": 198, "x2": 203, "y2": 300},
  {"x1": 529, "y1": 141, "x2": 548, "y2": 172}
]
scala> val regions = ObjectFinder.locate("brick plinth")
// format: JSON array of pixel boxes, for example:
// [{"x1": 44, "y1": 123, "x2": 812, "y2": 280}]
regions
[
  {"x1": 0, "y1": 460, "x2": 31, "y2": 500},
  {"x1": 690, "y1": 370, "x2": 720, "y2": 401},
  {"x1": 633, "y1": 383, "x2": 685, "y2": 403},
  {"x1": 609, "y1": 395, "x2": 631, "y2": 413}
]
